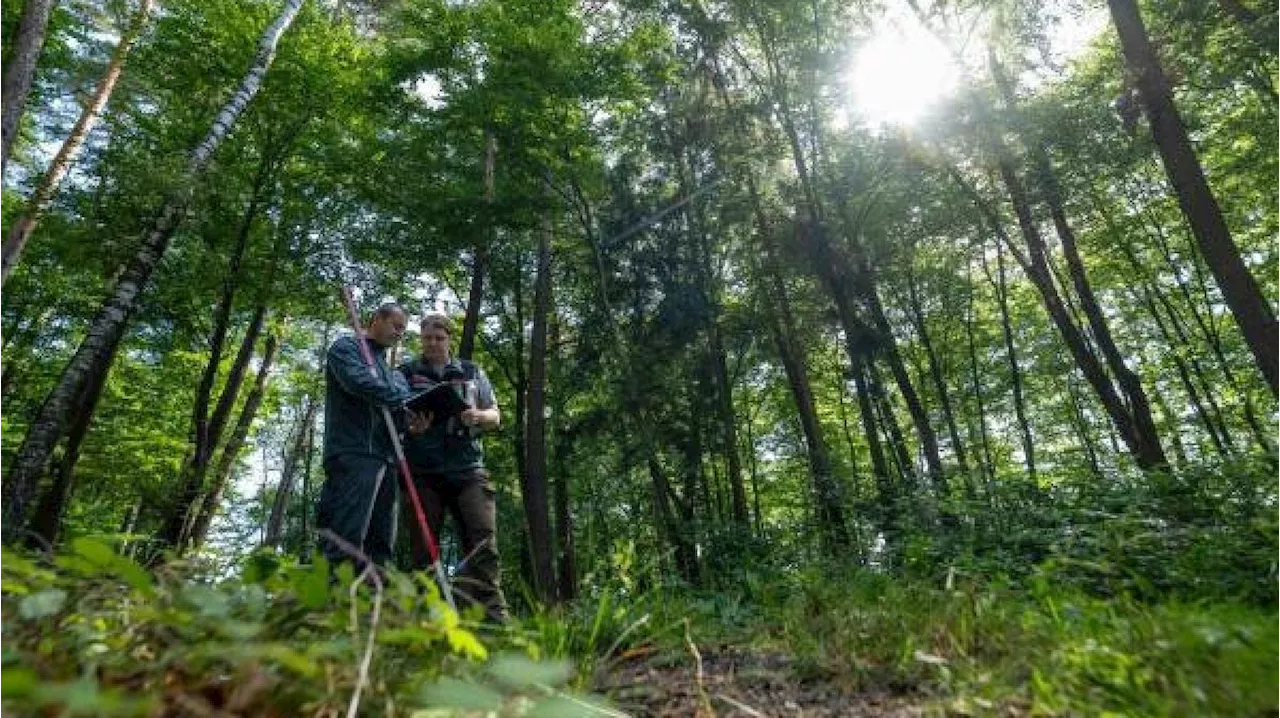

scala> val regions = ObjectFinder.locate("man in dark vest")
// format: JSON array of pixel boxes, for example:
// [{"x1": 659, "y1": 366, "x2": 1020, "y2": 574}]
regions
[
  {"x1": 398, "y1": 311, "x2": 509, "y2": 622},
  {"x1": 317, "y1": 302, "x2": 424, "y2": 569}
]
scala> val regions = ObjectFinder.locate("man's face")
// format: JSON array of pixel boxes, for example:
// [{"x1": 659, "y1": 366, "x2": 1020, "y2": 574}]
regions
[
  {"x1": 368, "y1": 309, "x2": 407, "y2": 348},
  {"x1": 420, "y1": 325, "x2": 450, "y2": 363}
]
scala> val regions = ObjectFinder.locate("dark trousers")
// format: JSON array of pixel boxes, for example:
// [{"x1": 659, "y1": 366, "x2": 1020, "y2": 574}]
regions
[
  {"x1": 405, "y1": 469, "x2": 509, "y2": 622},
  {"x1": 316, "y1": 454, "x2": 397, "y2": 569}
]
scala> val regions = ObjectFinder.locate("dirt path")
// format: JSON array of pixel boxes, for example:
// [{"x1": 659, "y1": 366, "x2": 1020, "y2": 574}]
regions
[{"x1": 597, "y1": 647, "x2": 929, "y2": 717}]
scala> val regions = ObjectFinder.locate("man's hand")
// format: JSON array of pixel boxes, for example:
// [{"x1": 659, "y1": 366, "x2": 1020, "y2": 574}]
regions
[
  {"x1": 460, "y1": 407, "x2": 498, "y2": 430},
  {"x1": 407, "y1": 410, "x2": 432, "y2": 434}
]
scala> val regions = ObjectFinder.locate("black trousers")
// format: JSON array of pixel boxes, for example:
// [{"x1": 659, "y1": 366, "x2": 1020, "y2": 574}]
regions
[
  {"x1": 405, "y1": 469, "x2": 509, "y2": 623},
  {"x1": 316, "y1": 454, "x2": 397, "y2": 569}
]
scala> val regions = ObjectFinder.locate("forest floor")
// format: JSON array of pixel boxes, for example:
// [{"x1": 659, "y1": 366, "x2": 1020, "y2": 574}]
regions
[{"x1": 596, "y1": 645, "x2": 958, "y2": 718}]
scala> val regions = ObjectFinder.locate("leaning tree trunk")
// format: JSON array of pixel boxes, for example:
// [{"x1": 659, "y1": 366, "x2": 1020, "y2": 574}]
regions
[
  {"x1": 1107, "y1": 0, "x2": 1279, "y2": 396},
  {"x1": 1, "y1": 0, "x2": 305, "y2": 543},
  {"x1": 187, "y1": 332, "x2": 279, "y2": 549},
  {"x1": 2, "y1": 0, "x2": 157, "y2": 281},
  {"x1": 760, "y1": 220, "x2": 848, "y2": 551},
  {"x1": 995, "y1": 152, "x2": 1168, "y2": 470},
  {"x1": 681, "y1": 145, "x2": 748, "y2": 529},
  {"x1": 905, "y1": 270, "x2": 969, "y2": 475},
  {"x1": 24, "y1": 330, "x2": 121, "y2": 548},
  {"x1": 992, "y1": 52, "x2": 1167, "y2": 471},
  {"x1": 522, "y1": 210, "x2": 555, "y2": 604},
  {"x1": 849, "y1": 353, "x2": 897, "y2": 539},
  {"x1": 264, "y1": 395, "x2": 317, "y2": 547},
  {"x1": 161, "y1": 304, "x2": 267, "y2": 549},
  {"x1": 983, "y1": 234, "x2": 1037, "y2": 480},
  {"x1": 1, "y1": 0, "x2": 56, "y2": 173},
  {"x1": 159, "y1": 163, "x2": 272, "y2": 550}
]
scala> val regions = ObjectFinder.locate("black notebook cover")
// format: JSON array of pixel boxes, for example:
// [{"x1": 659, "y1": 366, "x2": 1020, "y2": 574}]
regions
[{"x1": 405, "y1": 384, "x2": 470, "y2": 419}]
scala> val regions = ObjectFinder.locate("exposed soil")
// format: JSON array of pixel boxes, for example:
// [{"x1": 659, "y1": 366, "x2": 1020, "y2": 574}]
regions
[{"x1": 597, "y1": 647, "x2": 931, "y2": 717}]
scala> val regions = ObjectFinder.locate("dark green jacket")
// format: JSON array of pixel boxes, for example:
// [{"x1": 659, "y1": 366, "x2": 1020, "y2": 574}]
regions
[
  {"x1": 323, "y1": 334, "x2": 410, "y2": 462},
  {"x1": 397, "y1": 357, "x2": 495, "y2": 476}
]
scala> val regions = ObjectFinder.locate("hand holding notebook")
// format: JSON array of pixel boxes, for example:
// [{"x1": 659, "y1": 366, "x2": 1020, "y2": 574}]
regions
[{"x1": 404, "y1": 383, "x2": 470, "y2": 420}]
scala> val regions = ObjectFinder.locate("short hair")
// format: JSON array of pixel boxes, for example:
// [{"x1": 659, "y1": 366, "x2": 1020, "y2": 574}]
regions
[
  {"x1": 371, "y1": 302, "x2": 405, "y2": 321},
  {"x1": 419, "y1": 311, "x2": 454, "y2": 336}
]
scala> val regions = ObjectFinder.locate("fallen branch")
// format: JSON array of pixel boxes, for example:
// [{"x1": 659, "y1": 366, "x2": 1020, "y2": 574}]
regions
[{"x1": 317, "y1": 529, "x2": 384, "y2": 718}]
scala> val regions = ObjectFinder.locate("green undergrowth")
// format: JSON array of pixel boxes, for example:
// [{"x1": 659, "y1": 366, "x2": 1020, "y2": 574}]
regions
[
  {"x1": 515, "y1": 565, "x2": 1277, "y2": 717},
  {"x1": 761, "y1": 567, "x2": 1276, "y2": 716},
  {"x1": 1, "y1": 539, "x2": 615, "y2": 717}
]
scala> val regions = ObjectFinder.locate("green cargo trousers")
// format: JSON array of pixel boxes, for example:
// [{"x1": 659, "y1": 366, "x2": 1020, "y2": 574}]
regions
[
  {"x1": 316, "y1": 454, "x2": 397, "y2": 570},
  {"x1": 405, "y1": 469, "x2": 509, "y2": 623}
]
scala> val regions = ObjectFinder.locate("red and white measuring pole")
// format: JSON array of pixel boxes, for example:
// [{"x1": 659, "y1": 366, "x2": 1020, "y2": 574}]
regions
[{"x1": 338, "y1": 285, "x2": 454, "y2": 610}]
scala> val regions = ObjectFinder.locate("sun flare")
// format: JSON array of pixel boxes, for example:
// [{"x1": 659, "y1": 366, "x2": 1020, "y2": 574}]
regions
[{"x1": 849, "y1": 22, "x2": 959, "y2": 127}]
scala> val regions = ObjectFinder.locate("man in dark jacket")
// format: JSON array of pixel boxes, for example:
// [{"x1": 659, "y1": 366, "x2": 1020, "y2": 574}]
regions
[
  {"x1": 398, "y1": 312, "x2": 509, "y2": 622},
  {"x1": 317, "y1": 302, "x2": 422, "y2": 569}
]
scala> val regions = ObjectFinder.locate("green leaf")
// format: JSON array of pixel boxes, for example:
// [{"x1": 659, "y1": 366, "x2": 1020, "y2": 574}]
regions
[
  {"x1": 335, "y1": 561, "x2": 355, "y2": 587},
  {"x1": 53, "y1": 555, "x2": 98, "y2": 576},
  {"x1": 0, "y1": 549, "x2": 41, "y2": 577},
  {"x1": 416, "y1": 677, "x2": 503, "y2": 710},
  {"x1": 0, "y1": 667, "x2": 37, "y2": 698},
  {"x1": 293, "y1": 557, "x2": 329, "y2": 610},
  {"x1": 20, "y1": 589, "x2": 67, "y2": 620},
  {"x1": 243, "y1": 552, "x2": 281, "y2": 584},
  {"x1": 110, "y1": 555, "x2": 155, "y2": 597},
  {"x1": 71, "y1": 537, "x2": 116, "y2": 567},
  {"x1": 260, "y1": 644, "x2": 319, "y2": 677},
  {"x1": 3, "y1": 582, "x2": 31, "y2": 596},
  {"x1": 487, "y1": 653, "x2": 572, "y2": 689},
  {"x1": 446, "y1": 626, "x2": 488, "y2": 661}
]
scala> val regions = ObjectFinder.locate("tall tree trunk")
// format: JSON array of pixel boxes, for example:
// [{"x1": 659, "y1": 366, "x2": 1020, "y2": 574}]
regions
[
  {"x1": 1, "y1": 0, "x2": 55, "y2": 173},
  {"x1": 681, "y1": 144, "x2": 748, "y2": 529},
  {"x1": 761, "y1": 14, "x2": 947, "y2": 489},
  {"x1": 1107, "y1": 0, "x2": 1278, "y2": 396},
  {"x1": 835, "y1": 368, "x2": 861, "y2": 482},
  {"x1": 2, "y1": 0, "x2": 157, "y2": 280},
  {"x1": 963, "y1": 261, "x2": 995, "y2": 483},
  {"x1": 522, "y1": 209, "x2": 555, "y2": 604},
  {"x1": 550, "y1": 319, "x2": 575, "y2": 602},
  {"x1": 849, "y1": 353, "x2": 896, "y2": 538},
  {"x1": 552, "y1": 426, "x2": 575, "y2": 602},
  {"x1": 869, "y1": 360, "x2": 914, "y2": 485},
  {"x1": 742, "y1": 402, "x2": 764, "y2": 535},
  {"x1": 752, "y1": 195, "x2": 848, "y2": 552},
  {"x1": 160, "y1": 174, "x2": 269, "y2": 548},
  {"x1": 24, "y1": 331, "x2": 120, "y2": 547},
  {"x1": 991, "y1": 53, "x2": 1167, "y2": 473},
  {"x1": 1067, "y1": 376, "x2": 1104, "y2": 479},
  {"x1": 298, "y1": 396, "x2": 318, "y2": 557},
  {"x1": 188, "y1": 331, "x2": 279, "y2": 549},
  {"x1": 162, "y1": 304, "x2": 267, "y2": 548},
  {"x1": 648, "y1": 457, "x2": 698, "y2": 582},
  {"x1": 905, "y1": 270, "x2": 968, "y2": 474},
  {"x1": 984, "y1": 235, "x2": 1036, "y2": 480},
  {"x1": 995, "y1": 152, "x2": 1168, "y2": 470},
  {"x1": 459, "y1": 132, "x2": 496, "y2": 359},
  {"x1": 297, "y1": 327, "x2": 328, "y2": 558},
  {"x1": 1, "y1": 0, "x2": 305, "y2": 542},
  {"x1": 864, "y1": 284, "x2": 946, "y2": 486},
  {"x1": 263, "y1": 395, "x2": 317, "y2": 547}
]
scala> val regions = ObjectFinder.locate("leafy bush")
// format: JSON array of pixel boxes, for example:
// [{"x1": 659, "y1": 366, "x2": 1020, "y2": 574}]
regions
[{"x1": 1, "y1": 539, "x2": 611, "y2": 717}]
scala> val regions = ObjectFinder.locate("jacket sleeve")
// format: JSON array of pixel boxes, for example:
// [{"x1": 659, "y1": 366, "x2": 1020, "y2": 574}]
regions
[{"x1": 327, "y1": 337, "x2": 409, "y2": 408}]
